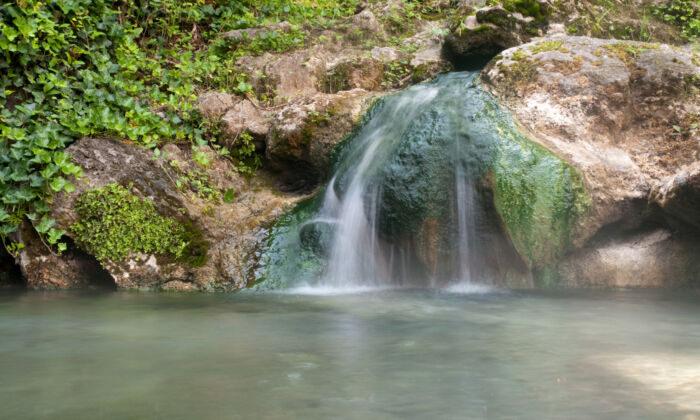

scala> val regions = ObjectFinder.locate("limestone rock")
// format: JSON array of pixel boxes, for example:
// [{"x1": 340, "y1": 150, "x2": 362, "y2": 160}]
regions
[
  {"x1": 20, "y1": 138, "x2": 300, "y2": 290},
  {"x1": 650, "y1": 163, "x2": 700, "y2": 230},
  {"x1": 481, "y1": 35, "x2": 700, "y2": 246},
  {"x1": 444, "y1": 6, "x2": 546, "y2": 68},
  {"x1": 558, "y1": 229, "x2": 700, "y2": 288},
  {"x1": 12, "y1": 223, "x2": 114, "y2": 289},
  {"x1": 481, "y1": 35, "x2": 700, "y2": 286},
  {"x1": 196, "y1": 92, "x2": 238, "y2": 120},
  {"x1": 265, "y1": 90, "x2": 379, "y2": 190},
  {"x1": 219, "y1": 99, "x2": 270, "y2": 149},
  {"x1": 346, "y1": 10, "x2": 386, "y2": 42}
]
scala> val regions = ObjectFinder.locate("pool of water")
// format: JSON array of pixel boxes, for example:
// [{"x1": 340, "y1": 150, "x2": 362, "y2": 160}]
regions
[{"x1": 1, "y1": 288, "x2": 699, "y2": 419}]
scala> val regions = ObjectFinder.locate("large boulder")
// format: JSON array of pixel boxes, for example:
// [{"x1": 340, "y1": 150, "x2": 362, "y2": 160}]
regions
[
  {"x1": 15, "y1": 138, "x2": 299, "y2": 290},
  {"x1": 265, "y1": 89, "x2": 380, "y2": 191},
  {"x1": 481, "y1": 35, "x2": 700, "y2": 286}
]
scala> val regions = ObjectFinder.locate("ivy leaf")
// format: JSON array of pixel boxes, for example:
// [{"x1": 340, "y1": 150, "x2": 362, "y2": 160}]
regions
[
  {"x1": 3, "y1": 26, "x2": 19, "y2": 42},
  {"x1": 223, "y1": 188, "x2": 235, "y2": 203},
  {"x1": 35, "y1": 216, "x2": 55, "y2": 234},
  {"x1": 0, "y1": 223, "x2": 19, "y2": 237},
  {"x1": 13, "y1": 17, "x2": 37, "y2": 38},
  {"x1": 47, "y1": 228, "x2": 66, "y2": 244},
  {"x1": 49, "y1": 176, "x2": 69, "y2": 192}
]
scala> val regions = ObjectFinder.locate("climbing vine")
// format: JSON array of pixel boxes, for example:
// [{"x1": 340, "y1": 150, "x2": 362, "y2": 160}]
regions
[{"x1": 0, "y1": 0, "x2": 363, "y2": 256}]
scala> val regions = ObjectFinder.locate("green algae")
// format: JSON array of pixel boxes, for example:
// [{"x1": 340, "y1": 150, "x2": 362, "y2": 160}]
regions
[
  {"x1": 250, "y1": 194, "x2": 325, "y2": 291},
  {"x1": 491, "y1": 126, "x2": 591, "y2": 281}
]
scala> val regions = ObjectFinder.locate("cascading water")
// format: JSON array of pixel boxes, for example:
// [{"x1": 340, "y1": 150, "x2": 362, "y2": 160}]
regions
[{"x1": 255, "y1": 71, "x2": 588, "y2": 291}]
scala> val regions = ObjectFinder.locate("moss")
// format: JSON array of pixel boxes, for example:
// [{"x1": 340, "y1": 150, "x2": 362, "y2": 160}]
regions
[
  {"x1": 489, "y1": 0, "x2": 547, "y2": 20},
  {"x1": 71, "y1": 183, "x2": 207, "y2": 265},
  {"x1": 491, "y1": 123, "x2": 591, "y2": 287},
  {"x1": 497, "y1": 55, "x2": 539, "y2": 91},
  {"x1": 471, "y1": 24, "x2": 495, "y2": 34},
  {"x1": 602, "y1": 42, "x2": 659, "y2": 68},
  {"x1": 529, "y1": 39, "x2": 568, "y2": 54},
  {"x1": 251, "y1": 194, "x2": 325, "y2": 290}
]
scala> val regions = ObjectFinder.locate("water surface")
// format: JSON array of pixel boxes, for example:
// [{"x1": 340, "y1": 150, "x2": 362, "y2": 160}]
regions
[{"x1": 1, "y1": 289, "x2": 699, "y2": 419}]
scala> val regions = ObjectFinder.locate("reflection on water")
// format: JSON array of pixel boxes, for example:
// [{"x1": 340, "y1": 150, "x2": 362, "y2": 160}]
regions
[{"x1": 0, "y1": 289, "x2": 699, "y2": 419}]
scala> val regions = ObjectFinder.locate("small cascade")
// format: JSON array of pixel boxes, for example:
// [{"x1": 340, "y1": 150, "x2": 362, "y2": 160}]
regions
[{"x1": 256, "y1": 71, "x2": 573, "y2": 291}]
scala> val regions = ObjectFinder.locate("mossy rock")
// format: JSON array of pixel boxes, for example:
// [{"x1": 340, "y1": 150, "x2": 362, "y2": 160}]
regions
[
  {"x1": 491, "y1": 125, "x2": 591, "y2": 286},
  {"x1": 70, "y1": 183, "x2": 208, "y2": 266}
]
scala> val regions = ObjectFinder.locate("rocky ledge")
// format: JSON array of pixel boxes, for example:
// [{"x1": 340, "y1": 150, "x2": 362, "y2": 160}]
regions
[{"x1": 481, "y1": 35, "x2": 700, "y2": 287}]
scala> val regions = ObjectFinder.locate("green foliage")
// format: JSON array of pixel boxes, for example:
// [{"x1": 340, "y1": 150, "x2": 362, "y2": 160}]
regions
[
  {"x1": 70, "y1": 183, "x2": 194, "y2": 262},
  {"x1": 652, "y1": 1, "x2": 700, "y2": 41},
  {"x1": 1, "y1": 0, "x2": 358, "y2": 253},
  {"x1": 488, "y1": 0, "x2": 547, "y2": 20}
]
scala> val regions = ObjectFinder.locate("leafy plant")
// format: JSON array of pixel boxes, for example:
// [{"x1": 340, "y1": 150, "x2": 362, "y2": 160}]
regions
[
  {"x1": 2, "y1": 0, "x2": 360, "y2": 254},
  {"x1": 652, "y1": 1, "x2": 700, "y2": 41}
]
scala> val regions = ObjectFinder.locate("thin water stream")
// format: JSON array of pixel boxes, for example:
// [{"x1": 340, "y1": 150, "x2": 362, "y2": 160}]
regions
[{"x1": 1, "y1": 289, "x2": 699, "y2": 419}]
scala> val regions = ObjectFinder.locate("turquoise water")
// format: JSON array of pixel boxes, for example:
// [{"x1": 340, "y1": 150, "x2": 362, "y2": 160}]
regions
[{"x1": 1, "y1": 289, "x2": 699, "y2": 419}]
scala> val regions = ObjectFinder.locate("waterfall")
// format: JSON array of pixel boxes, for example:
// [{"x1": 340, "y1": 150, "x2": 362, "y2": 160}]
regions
[{"x1": 256, "y1": 71, "x2": 535, "y2": 291}]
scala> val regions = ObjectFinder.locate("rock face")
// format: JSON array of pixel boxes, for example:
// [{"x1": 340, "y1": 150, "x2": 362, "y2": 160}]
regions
[
  {"x1": 650, "y1": 163, "x2": 700, "y2": 230},
  {"x1": 481, "y1": 35, "x2": 700, "y2": 287},
  {"x1": 265, "y1": 89, "x2": 379, "y2": 191},
  {"x1": 199, "y1": 9, "x2": 451, "y2": 190},
  {"x1": 444, "y1": 4, "x2": 549, "y2": 68},
  {"x1": 15, "y1": 138, "x2": 300, "y2": 290},
  {"x1": 558, "y1": 228, "x2": 700, "y2": 288}
]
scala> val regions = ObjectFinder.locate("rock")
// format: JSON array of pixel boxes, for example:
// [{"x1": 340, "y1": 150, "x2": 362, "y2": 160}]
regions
[
  {"x1": 161, "y1": 280, "x2": 200, "y2": 291},
  {"x1": 558, "y1": 229, "x2": 700, "y2": 288},
  {"x1": 265, "y1": 90, "x2": 379, "y2": 190},
  {"x1": 481, "y1": 35, "x2": 700, "y2": 247},
  {"x1": 12, "y1": 223, "x2": 114, "y2": 289},
  {"x1": 221, "y1": 21, "x2": 292, "y2": 42},
  {"x1": 552, "y1": 0, "x2": 687, "y2": 45},
  {"x1": 371, "y1": 46, "x2": 400, "y2": 62},
  {"x1": 322, "y1": 57, "x2": 386, "y2": 93},
  {"x1": 444, "y1": 6, "x2": 547, "y2": 68},
  {"x1": 299, "y1": 221, "x2": 336, "y2": 257},
  {"x1": 196, "y1": 92, "x2": 238, "y2": 120},
  {"x1": 19, "y1": 138, "x2": 300, "y2": 290},
  {"x1": 481, "y1": 35, "x2": 700, "y2": 286},
  {"x1": 219, "y1": 99, "x2": 270, "y2": 149},
  {"x1": 346, "y1": 10, "x2": 385, "y2": 42},
  {"x1": 0, "y1": 247, "x2": 23, "y2": 288},
  {"x1": 650, "y1": 163, "x2": 700, "y2": 230}
]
